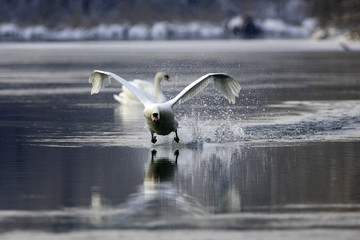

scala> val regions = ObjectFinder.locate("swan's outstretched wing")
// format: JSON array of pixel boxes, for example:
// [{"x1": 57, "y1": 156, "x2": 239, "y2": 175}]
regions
[
  {"x1": 88, "y1": 70, "x2": 152, "y2": 106},
  {"x1": 166, "y1": 73, "x2": 240, "y2": 107}
]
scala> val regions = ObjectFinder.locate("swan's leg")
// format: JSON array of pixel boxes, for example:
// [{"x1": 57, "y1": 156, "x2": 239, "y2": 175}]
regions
[
  {"x1": 151, "y1": 132, "x2": 157, "y2": 144},
  {"x1": 174, "y1": 130, "x2": 180, "y2": 143}
]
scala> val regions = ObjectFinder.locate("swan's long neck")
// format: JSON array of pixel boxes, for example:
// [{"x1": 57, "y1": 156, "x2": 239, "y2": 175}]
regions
[{"x1": 154, "y1": 76, "x2": 162, "y2": 101}]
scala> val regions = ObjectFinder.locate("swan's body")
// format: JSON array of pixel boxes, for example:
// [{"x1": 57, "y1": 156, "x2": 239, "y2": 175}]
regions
[
  {"x1": 113, "y1": 72, "x2": 170, "y2": 104},
  {"x1": 143, "y1": 104, "x2": 179, "y2": 140},
  {"x1": 89, "y1": 70, "x2": 241, "y2": 143}
]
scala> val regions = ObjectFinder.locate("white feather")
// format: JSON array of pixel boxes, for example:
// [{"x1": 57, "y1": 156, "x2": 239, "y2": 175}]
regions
[
  {"x1": 88, "y1": 71, "x2": 111, "y2": 95},
  {"x1": 113, "y1": 72, "x2": 169, "y2": 104},
  {"x1": 89, "y1": 70, "x2": 241, "y2": 143},
  {"x1": 89, "y1": 70, "x2": 152, "y2": 106},
  {"x1": 166, "y1": 73, "x2": 240, "y2": 107}
]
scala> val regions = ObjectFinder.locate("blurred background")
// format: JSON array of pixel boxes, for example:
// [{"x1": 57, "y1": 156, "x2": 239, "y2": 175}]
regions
[{"x1": 0, "y1": 0, "x2": 359, "y2": 41}]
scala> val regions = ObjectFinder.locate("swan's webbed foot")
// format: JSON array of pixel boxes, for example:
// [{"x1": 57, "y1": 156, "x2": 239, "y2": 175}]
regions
[
  {"x1": 151, "y1": 133, "x2": 157, "y2": 144},
  {"x1": 174, "y1": 131, "x2": 180, "y2": 143}
]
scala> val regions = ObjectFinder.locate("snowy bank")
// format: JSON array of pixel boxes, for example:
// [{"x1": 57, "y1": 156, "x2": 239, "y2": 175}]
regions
[{"x1": 0, "y1": 18, "x2": 317, "y2": 41}]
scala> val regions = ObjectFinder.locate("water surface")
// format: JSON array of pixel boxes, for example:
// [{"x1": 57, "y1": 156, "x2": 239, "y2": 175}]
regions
[{"x1": 0, "y1": 41, "x2": 360, "y2": 238}]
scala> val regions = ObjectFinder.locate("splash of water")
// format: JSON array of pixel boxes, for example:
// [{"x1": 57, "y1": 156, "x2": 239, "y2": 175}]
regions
[{"x1": 178, "y1": 117, "x2": 245, "y2": 144}]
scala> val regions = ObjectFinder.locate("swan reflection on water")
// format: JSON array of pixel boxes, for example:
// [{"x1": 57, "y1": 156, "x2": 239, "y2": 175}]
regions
[
  {"x1": 142, "y1": 149, "x2": 179, "y2": 206},
  {"x1": 116, "y1": 149, "x2": 207, "y2": 225},
  {"x1": 113, "y1": 104, "x2": 146, "y2": 139},
  {"x1": 146, "y1": 149, "x2": 178, "y2": 183}
]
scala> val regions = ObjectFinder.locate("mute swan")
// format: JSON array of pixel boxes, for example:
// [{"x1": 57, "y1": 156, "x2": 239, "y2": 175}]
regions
[
  {"x1": 113, "y1": 72, "x2": 170, "y2": 104},
  {"x1": 89, "y1": 70, "x2": 241, "y2": 143}
]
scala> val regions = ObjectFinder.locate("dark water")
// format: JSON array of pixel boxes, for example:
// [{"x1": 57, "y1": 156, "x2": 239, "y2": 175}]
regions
[{"x1": 1, "y1": 41, "x2": 360, "y2": 237}]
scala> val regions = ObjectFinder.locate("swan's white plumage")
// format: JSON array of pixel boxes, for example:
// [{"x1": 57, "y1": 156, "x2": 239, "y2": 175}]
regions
[
  {"x1": 113, "y1": 72, "x2": 169, "y2": 104},
  {"x1": 166, "y1": 73, "x2": 240, "y2": 108},
  {"x1": 89, "y1": 70, "x2": 241, "y2": 143},
  {"x1": 89, "y1": 70, "x2": 152, "y2": 106},
  {"x1": 89, "y1": 71, "x2": 111, "y2": 95}
]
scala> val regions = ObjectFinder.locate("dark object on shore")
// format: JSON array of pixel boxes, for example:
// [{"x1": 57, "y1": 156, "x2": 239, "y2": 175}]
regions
[
  {"x1": 242, "y1": 15, "x2": 262, "y2": 38},
  {"x1": 227, "y1": 15, "x2": 262, "y2": 39}
]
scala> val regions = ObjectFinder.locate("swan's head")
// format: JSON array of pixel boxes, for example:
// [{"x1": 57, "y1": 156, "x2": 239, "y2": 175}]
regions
[
  {"x1": 152, "y1": 112, "x2": 159, "y2": 121},
  {"x1": 149, "y1": 105, "x2": 160, "y2": 122},
  {"x1": 155, "y1": 72, "x2": 170, "y2": 82}
]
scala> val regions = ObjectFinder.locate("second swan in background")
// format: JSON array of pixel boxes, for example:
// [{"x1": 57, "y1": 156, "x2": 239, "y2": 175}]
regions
[{"x1": 113, "y1": 72, "x2": 170, "y2": 105}]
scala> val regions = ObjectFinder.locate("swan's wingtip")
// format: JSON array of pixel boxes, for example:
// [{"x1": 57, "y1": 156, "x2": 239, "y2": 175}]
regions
[{"x1": 90, "y1": 88, "x2": 100, "y2": 95}]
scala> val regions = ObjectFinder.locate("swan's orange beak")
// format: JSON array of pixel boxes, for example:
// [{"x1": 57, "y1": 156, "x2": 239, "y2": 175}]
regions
[
  {"x1": 152, "y1": 113, "x2": 159, "y2": 121},
  {"x1": 164, "y1": 75, "x2": 170, "y2": 82}
]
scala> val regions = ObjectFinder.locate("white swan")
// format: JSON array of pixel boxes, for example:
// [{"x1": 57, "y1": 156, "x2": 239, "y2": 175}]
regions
[
  {"x1": 89, "y1": 70, "x2": 241, "y2": 143},
  {"x1": 113, "y1": 72, "x2": 170, "y2": 104}
]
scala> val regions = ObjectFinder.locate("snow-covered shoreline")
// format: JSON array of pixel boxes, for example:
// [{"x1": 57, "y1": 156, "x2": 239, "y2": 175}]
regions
[{"x1": 0, "y1": 18, "x2": 316, "y2": 42}]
